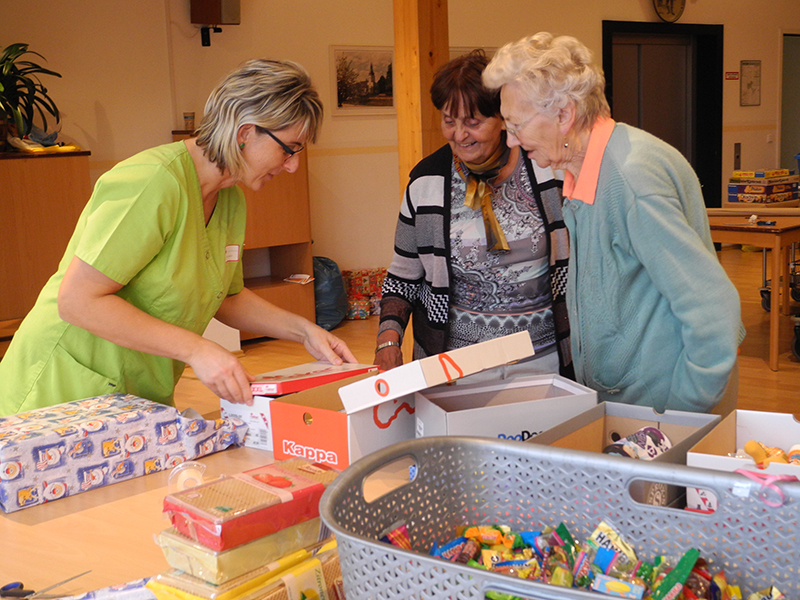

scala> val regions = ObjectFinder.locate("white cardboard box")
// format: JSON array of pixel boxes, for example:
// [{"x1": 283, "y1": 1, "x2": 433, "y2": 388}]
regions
[
  {"x1": 414, "y1": 374, "x2": 597, "y2": 441},
  {"x1": 219, "y1": 361, "x2": 377, "y2": 451},
  {"x1": 686, "y1": 410, "x2": 800, "y2": 511},
  {"x1": 270, "y1": 332, "x2": 535, "y2": 469},
  {"x1": 220, "y1": 395, "x2": 276, "y2": 451},
  {"x1": 528, "y1": 402, "x2": 720, "y2": 506}
]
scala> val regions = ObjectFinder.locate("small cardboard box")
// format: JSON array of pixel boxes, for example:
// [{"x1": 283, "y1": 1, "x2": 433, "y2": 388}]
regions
[
  {"x1": 271, "y1": 332, "x2": 535, "y2": 470},
  {"x1": 686, "y1": 410, "x2": 800, "y2": 511},
  {"x1": 163, "y1": 458, "x2": 338, "y2": 551},
  {"x1": 156, "y1": 519, "x2": 324, "y2": 584},
  {"x1": 414, "y1": 374, "x2": 597, "y2": 441},
  {"x1": 220, "y1": 362, "x2": 377, "y2": 451},
  {"x1": 527, "y1": 402, "x2": 720, "y2": 506}
]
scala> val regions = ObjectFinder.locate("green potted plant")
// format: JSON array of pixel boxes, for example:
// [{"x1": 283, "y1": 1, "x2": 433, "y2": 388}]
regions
[{"x1": 0, "y1": 43, "x2": 61, "y2": 149}]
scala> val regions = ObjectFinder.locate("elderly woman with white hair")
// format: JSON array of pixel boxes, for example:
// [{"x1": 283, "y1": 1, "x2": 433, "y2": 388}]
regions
[
  {"x1": 483, "y1": 32, "x2": 743, "y2": 413},
  {"x1": 0, "y1": 59, "x2": 356, "y2": 416}
]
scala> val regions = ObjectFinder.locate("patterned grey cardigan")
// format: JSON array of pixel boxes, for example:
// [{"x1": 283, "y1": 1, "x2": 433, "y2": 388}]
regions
[{"x1": 378, "y1": 144, "x2": 574, "y2": 379}]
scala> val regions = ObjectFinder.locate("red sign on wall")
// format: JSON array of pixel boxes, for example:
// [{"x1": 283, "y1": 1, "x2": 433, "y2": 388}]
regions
[{"x1": 725, "y1": 72, "x2": 740, "y2": 80}]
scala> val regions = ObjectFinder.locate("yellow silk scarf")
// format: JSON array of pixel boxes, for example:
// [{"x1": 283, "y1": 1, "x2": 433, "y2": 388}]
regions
[{"x1": 455, "y1": 145, "x2": 511, "y2": 254}]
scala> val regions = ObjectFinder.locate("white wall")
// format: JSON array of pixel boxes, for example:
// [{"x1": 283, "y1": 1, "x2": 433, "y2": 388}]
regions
[
  {"x1": 0, "y1": 0, "x2": 174, "y2": 180},
  {"x1": 3, "y1": 0, "x2": 800, "y2": 271},
  {"x1": 164, "y1": 0, "x2": 400, "y2": 271}
]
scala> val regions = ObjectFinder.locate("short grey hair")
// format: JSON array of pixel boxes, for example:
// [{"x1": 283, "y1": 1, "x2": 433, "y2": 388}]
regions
[
  {"x1": 196, "y1": 59, "x2": 323, "y2": 178},
  {"x1": 483, "y1": 32, "x2": 610, "y2": 132}
]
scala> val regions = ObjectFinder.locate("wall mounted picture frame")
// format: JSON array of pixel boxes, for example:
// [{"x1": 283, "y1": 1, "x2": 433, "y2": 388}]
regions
[
  {"x1": 330, "y1": 46, "x2": 394, "y2": 116},
  {"x1": 740, "y1": 60, "x2": 761, "y2": 107}
]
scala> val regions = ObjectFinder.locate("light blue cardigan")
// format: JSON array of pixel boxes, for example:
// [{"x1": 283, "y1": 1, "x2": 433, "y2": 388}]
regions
[{"x1": 563, "y1": 123, "x2": 744, "y2": 413}]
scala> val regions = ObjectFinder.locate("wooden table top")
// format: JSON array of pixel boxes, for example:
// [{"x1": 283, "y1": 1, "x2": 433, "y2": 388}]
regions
[
  {"x1": 707, "y1": 214, "x2": 800, "y2": 234},
  {"x1": 0, "y1": 446, "x2": 274, "y2": 595}
]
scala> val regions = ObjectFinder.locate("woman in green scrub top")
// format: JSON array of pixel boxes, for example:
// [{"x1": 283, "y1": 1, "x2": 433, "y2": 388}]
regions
[{"x1": 0, "y1": 59, "x2": 357, "y2": 416}]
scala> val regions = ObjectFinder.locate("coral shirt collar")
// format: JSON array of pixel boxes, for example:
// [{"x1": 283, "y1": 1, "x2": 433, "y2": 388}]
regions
[{"x1": 562, "y1": 117, "x2": 615, "y2": 205}]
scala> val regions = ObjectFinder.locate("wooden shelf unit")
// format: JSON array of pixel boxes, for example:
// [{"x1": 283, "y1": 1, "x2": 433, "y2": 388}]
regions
[
  {"x1": 171, "y1": 131, "x2": 316, "y2": 338},
  {"x1": 0, "y1": 151, "x2": 92, "y2": 354},
  {"x1": 1, "y1": 132, "x2": 317, "y2": 354}
]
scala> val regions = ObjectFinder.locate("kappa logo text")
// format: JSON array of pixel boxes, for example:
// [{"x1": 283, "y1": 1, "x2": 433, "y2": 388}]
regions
[{"x1": 282, "y1": 440, "x2": 338, "y2": 465}]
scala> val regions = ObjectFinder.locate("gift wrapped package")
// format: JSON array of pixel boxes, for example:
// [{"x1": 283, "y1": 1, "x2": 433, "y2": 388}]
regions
[
  {"x1": 156, "y1": 518, "x2": 326, "y2": 584},
  {"x1": 147, "y1": 538, "x2": 343, "y2": 600},
  {"x1": 342, "y1": 268, "x2": 387, "y2": 299},
  {"x1": 346, "y1": 298, "x2": 372, "y2": 320},
  {"x1": 0, "y1": 393, "x2": 248, "y2": 513},
  {"x1": 342, "y1": 268, "x2": 387, "y2": 317},
  {"x1": 163, "y1": 458, "x2": 339, "y2": 551}
]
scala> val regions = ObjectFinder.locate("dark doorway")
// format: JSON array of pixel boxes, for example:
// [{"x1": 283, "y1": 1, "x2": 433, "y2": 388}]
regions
[
  {"x1": 602, "y1": 21, "x2": 724, "y2": 208},
  {"x1": 781, "y1": 34, "x2": 800, "y2": 172}
]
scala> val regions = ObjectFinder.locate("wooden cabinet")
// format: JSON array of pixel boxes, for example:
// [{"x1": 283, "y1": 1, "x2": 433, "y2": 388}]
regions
[
  {"x1": 0, "y1": 135, "x2": 317, "y2": 355},
  {"x1": 238, "y1": 151, "x2": 316, "y2": 338},
  {"x1": 171, "y1": 131, "x2": 315, "y2": 338},
  {"x1": 0, "y1": 151, "x2": 92, "y2": 355}
]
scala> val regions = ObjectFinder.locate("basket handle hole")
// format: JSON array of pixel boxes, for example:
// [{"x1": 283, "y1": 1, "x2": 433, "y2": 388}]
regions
[
  {"x1": 363, "y1": 456, "x2": 417, "y2": 503},
  {"x1": 627, "y1": 478, "x2": 717, "y2": 513}
]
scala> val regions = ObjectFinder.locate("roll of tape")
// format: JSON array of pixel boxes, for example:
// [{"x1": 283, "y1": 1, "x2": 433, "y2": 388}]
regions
[{"x1": 175, "y1": 467, "x2": 204, "y2": 491}]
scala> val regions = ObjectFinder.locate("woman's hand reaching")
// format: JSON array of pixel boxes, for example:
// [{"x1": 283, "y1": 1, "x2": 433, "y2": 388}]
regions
[
  {"x1": 300, "y1": 322, "x2": 358, "y2": 365},
  {"x1": 187, "y1": 338, "x2": 256, "y2": 405}
]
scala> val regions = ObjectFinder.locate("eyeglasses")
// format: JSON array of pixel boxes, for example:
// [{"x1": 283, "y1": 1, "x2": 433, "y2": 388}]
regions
[
  {"x1": 504, "y1": 115, "x2": 534, "y2": 138},
  {"x1": 256, "y1": 126, "x2": 305, "y2": 158}
]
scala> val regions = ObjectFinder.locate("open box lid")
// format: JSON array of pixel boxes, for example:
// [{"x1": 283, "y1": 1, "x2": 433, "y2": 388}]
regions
[{"x1": 337, "y1": 331, "x2": 534, "y2": 414}]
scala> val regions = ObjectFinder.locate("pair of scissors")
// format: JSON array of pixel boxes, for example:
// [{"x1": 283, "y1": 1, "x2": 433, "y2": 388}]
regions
[{"x1": 0, "y1": 570, "x2": 91, "y2": 599}]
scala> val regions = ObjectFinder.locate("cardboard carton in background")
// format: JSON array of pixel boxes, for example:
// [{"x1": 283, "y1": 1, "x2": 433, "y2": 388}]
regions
[
  {"x1": 414, "y1": 374, "x2": 597, "y2": 442},
  {"x1": 686, "y1": 410, "x2": 800, "y2": 511},
  {"x1": 337, "y1": 332, "x2": 534, "y2": 414},
  {"x1": 220, "y1": 362, "x2": 377, "y2": 451},
  {"x1": 527, "y1": 402, "x2": 720, "y2": 506},
  {"x1": 272, "y1": 332, "x2": 536, "y2": 470}
]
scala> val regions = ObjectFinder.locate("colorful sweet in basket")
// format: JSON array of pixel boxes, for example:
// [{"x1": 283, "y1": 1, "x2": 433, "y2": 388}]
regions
[{"x1": 380, "y1": 520, "x2": 785, "y2": 600}]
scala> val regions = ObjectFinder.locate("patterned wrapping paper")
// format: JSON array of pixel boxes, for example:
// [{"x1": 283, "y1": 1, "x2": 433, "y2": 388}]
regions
[
  {"x1": 346, "y1": 298, "x2": 372, "y2": 320},
  {"x1": 0, "y1": 393, "x2": 248, "y2": 513},
  {"x1": 341, "y1": 268, "x2": 387, "y2": 298},
  {"x1": 342, "y1": 268, "x2": 387, "y2": 318}
]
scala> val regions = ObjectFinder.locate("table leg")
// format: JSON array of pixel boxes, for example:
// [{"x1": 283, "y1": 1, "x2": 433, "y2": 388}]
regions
[
  {"x1": 781, "y1": 245, "x2": 792, "y2": 315},
  {"x1": 769, "y1": 237, "x2": 781, "y2": 370}
]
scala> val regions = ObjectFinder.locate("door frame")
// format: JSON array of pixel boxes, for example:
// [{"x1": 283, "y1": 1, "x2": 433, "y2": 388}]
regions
[{"x1": 602, "y1": 21, "x2": 724, "y2": 208}]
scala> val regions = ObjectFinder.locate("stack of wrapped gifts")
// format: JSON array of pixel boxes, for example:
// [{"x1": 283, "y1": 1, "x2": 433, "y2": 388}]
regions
[{"x1": 148, "y1": 458, "x2": 345, "y2": 599}]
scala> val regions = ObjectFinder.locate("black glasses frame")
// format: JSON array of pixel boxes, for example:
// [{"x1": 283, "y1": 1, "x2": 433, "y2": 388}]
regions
[{"x1": 255, "y1": 126, "x2": 304, "y2": 157}]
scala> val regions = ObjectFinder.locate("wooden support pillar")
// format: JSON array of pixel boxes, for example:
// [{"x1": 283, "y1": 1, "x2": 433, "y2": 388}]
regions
[{"x1": 393, "y1": 0, "x2": 449, "y2": 194}]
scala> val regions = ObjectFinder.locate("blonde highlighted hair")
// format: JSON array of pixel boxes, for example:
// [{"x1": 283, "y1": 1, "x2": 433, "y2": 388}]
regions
[
  {"x1": 195, "y1": 59, "x2": 323, "y2": 179},
  {"x1": 483, "y1": 32, "x2": 610, "y2": 132}
]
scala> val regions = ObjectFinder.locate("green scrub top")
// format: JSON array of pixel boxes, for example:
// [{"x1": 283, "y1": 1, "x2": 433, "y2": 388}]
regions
[{"x1": 0, "y1": 142, "x2": 247, "y2": 416}]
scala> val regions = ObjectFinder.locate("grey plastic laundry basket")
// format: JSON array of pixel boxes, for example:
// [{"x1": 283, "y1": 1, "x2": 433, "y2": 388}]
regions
[{"x1": 319, "y1": 436, "x2": 800, "y2": 600}]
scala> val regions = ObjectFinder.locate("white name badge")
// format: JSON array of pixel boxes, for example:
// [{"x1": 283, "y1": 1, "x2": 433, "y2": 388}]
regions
[{"x1": 225, "y1": 244, "x2": 240, "y2": 263}]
